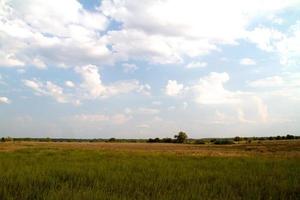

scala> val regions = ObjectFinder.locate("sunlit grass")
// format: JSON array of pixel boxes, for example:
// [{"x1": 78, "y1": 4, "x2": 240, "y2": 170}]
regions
[{"x1": 0, "y1": 147, "x2": 299, "y2": 200}]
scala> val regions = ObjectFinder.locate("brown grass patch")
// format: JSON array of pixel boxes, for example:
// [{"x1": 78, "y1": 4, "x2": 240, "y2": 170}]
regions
[{"x1": 1, "y1": 139, "x2": 300, "y2": 157}]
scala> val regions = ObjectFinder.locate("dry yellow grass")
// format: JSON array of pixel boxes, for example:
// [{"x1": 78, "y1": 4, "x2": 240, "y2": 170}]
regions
[{"x1": 1, "y1": 139, "x2": 300, "y2": 157}]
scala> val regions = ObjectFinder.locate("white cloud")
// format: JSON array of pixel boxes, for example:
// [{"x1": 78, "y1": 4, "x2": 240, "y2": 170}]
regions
[
  {"x1": 237, "y1": 108, "x2": 253, "y2": 123},
  {"x1": 152, "y1": 101, "x2": 162, "y2": 106},
  {"x1": 65, "y1": 81, "x2": 75, "y2": 88},
  {"x1": 75, "y1": 65, "x2": 106, "y2": 98},
  {"x1": 100, "y1": 0, "x2": 298, "y2": 64},
  {"x1": 32, "y1": 58, "x2": 46, "y2": 69},
  {"x1": 0, "y1": 96, "x2": 11, "y2": 104},
  {"x1": 183, "y1": 102, "x2": 188, "y2": 109},
  {"x1": 75, "y1": 64, "x2": 151, "y2": 99},
  {"x1": 248, "y1": 73, "x2": 300, "y2": 100},
  {"x1": 240, "y1": 58, "x2": 256, "y2": 65},
  {"x1": 253, "y1": 96, "x2": 269, "y2": 123},
  {"x1": 1, "y1": 0, "x2": 298, "y2": 68},
  {"x1": 192, "y1": 72, "x2": 239, "y2": 104},
  {"x1": 165, "y1": 80, "x2": 184, "y2": 96},
  {"x1": 138, "y1": 107, "x2": 160, "y2": 115},
  {"x1": 0, "y1": 0, "x2": 111, "y2": 68},
  {"x1": 247, "y1": 22, "x2": 300, "y2": 66},
  {"x1": 122, "y1": 63, "x2": 138, "y2": 73},
  {"x1": 23, "y1": 79, "x2": 68, "y2": 103},
  {"x1": 248, "y1": 76, "x2": 283, "y2": 87},
  {"x1": 247, "y1": 27, "x2": 284, "y2": 52},
  {"x1": 71, "y1": 113, "x2": 131, "y2": 125},
  {"x1": 185, "y1": 61, "x2": 207, "y2": 69}
]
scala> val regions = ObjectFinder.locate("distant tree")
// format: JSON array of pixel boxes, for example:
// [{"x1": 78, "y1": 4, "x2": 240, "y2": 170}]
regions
[
  {"x1": 147, "y1": 138, "x2": 160, "y2": 143},
  {"x1": 161, "y1": 138, "x2": 173, "y2": 143},
  {"x1": 234, "y1": 136, "x2": 241, "y2": 142},
  {"x1": 286, "y1": 134, "x2": 295, "y2": 140},
  {"x1": 210, "y1": 139, "x2": 217, "y2": 143},
  {"x1": 276, "y1": 136, "x2": 281, "y2": 140},
  {"x1": 108, "y1": 138, "x2": 116, "y2": 142},
  {"x1": 174, "y1": 132, "x2": 188, "y2": 143},
  {"x1": 214, "y1": 139, "x2": 234, "y2": 145},
  {"x1": 194, "y1": 139, "x2": 205, "y2": 144},
  {"x1": 1, "y1": 137, "x2": 5, "y2": 142},
  {"x1": 268, "y1": 136, "x2": 274, "y2": 140}
]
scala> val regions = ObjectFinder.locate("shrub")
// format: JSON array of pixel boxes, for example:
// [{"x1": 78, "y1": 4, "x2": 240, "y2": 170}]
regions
[
  {"x1": 210, "y1": 139, "x2": 217, "y2": 143},
  {"x1": 286, "y1": 134, "x2": 295, "y2": 139},
  {"x1": 161, "y1": 138, "x2": 173, "y2": 143},
  {"x1": 194, "y1": 139, "x2": 205, "y2": 144},
  {"x1": 107, "y1": 138, "x2": 116, "y2": 142},
  {"x1": 276, "y1": 136, "x2": 281, "y2": 140},
  {"x1": 214, "y1": 139, "x2": 234, "y2": 145}
]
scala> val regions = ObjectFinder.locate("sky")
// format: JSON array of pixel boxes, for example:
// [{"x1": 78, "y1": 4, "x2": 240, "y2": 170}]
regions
[{"x1": 0, "y1": 0, "x2": 300, "y2": 139}]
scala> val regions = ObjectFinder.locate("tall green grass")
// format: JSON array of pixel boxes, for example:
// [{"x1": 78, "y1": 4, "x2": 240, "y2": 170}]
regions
[{"x1": 0, "y1": 148, "x2": 299, "y2": 200}]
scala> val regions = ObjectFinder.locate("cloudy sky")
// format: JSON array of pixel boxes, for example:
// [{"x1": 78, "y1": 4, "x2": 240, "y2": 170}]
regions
[{"x1": 0, "y1": 0, "x2": 300, "y2": 138}]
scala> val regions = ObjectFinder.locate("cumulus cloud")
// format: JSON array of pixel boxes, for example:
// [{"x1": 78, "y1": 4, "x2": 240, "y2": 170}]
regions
[
  {"x1": 23, "y1": 79, "x2": 68, "y2": 103},
  {"x1": 247, "y1": 22, "x2": 300, "y2": 66},
  {"x1": 240, "y1": 58, "x2": 256, "y2": 65},
  {"x1": 0, "y1": 0, "x2": 111, "y2": 68},
  {"x1": 192, "y1": 72, "x2": 239, "y2": 104},
  {"x1": 75, "y1": 64, "x2": 151, "y2": 99},
  {"x1": 65, "y1": 81, "x2": 75, "y2": 88},
  {"x1": 165, "y1": 80, "x2": 184, "y2": 96},
  {"x1": 99, "y1": 0, "x2": 298, "y2": 64},
  {"x1": 185, "y1": 61, "x2": 207, "y2": 69},
  {"x1": 0, "y1": 96, "x2": 11, "y2": 104},
  {"x1": 1, "y1": 0, "x2": 298, "y2": 68},
  {"x1": 248, "y1": 73, "x2": 300, "y2": 100}
]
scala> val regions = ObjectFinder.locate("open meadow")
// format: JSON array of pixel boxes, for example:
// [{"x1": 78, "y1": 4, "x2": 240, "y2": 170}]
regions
[{"x1": 0, "y1": 140, "x2": 300, "y2": 200}]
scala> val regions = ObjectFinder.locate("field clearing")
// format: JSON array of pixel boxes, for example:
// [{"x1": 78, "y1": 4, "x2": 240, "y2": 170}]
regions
[
  {"x1": 1, "y1": 140, "x2": 300, "y2": 157},
  {"x1": 0, "y1": 140, "x2": 299, "y2": 199}
]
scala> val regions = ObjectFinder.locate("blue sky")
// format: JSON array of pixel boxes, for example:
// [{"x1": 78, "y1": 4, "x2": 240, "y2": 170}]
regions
[{"x1": 0, "y1": 0, "x2": 300, "y2": 138}]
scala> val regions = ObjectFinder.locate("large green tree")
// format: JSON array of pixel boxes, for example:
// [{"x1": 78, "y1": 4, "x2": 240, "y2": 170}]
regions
[{"x1": 174, "y1": 132, "x2": 188, "y2": 143}]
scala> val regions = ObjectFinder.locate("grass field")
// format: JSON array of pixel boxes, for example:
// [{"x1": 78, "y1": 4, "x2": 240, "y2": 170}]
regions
[{"x1": 0, "y1": 140, "x2": 299, "y2": 200}]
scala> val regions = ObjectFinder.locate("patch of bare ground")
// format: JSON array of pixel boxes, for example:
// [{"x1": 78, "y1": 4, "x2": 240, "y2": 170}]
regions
[{"x1": 0, "y1": 139, "x2": 299, "y2": 157}]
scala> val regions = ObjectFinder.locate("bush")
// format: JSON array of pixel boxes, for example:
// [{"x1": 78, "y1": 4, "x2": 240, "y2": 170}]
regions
[
  {"x1": 147, "y1": 138, "x2": 160, "y2": 143},
  {"x1": 161, "y1": 138, "x2": 173, "y2": 143},
  {"x1": 276, "y1": 136, "x2": 281, "y2": 140},
  {"x1": 194, "y1": 139, "x2": 205, "y2": 144},
  {"x1": 286, "y1": 134, "x2": 295, "y2": 139},
  {"x1": 214, "y1": 139, "x2": 234, "y2": 145},
  {"x1": 234, "y1": 136, "x2": 241, "y2": 142},
  {"x1": 107, "y1": 138, "x2": 116, "y2": 142},
  {"x1": 210, "y1": 139, "x2": 217, "y2": 143}
]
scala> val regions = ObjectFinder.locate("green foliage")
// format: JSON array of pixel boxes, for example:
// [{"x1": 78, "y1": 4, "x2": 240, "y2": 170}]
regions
[
  {"x1": 174, "y1": 132, "x2": 188, "y2": 143},
  {"x1": 0, "y1": 149, "x2": 299, "y2": 200},
  {"x1": 194, "y1": 139, "x2": 205, "y2": 144},
  {"x1": 107, "y1": 138, "x2": 116, "y2": 142},
  {"x1": 286, "y1": 134, "x2": 295, "y2": 139},
  {"x1": 214, "y1": 139, "x2": 234, "y2": 145},
  {"x1": 161, "y1": 138, "x2": 173, "y2": 143}
]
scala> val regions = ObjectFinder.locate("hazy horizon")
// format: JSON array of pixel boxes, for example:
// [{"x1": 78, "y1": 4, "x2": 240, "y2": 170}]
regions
[{"x1": 1, "y1": 0, "x2": 300, "y2": 139}]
